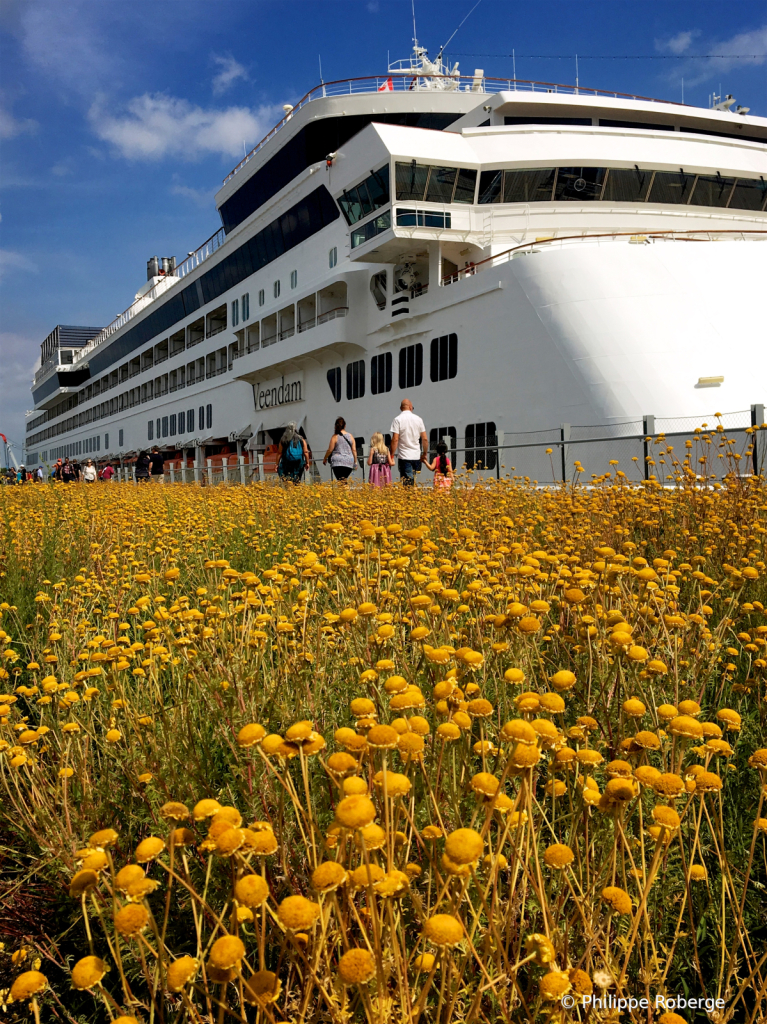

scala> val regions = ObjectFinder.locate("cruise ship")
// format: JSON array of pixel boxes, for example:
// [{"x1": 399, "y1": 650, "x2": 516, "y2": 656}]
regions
[{"x1": 24, "y1": 47, "x2": 767, "y2": 480}]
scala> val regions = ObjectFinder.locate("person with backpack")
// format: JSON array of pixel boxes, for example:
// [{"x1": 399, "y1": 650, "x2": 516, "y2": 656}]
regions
[{"x1": 277, "y1": 422, "x2": 308, "y2": 484}]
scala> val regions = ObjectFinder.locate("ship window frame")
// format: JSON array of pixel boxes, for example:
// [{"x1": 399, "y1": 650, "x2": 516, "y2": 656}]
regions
[
  {"x1": 242, "y1": 292, "x2": 249, "y2": 321},
  {"x1": 430, "y1": 334, "x2": 457, "y2": 382},
  {"x1": 231, "y1": 298, "x2": 239, "y2": 327},
  {"x1": 206, "y1": 404, "x2": 212, "y2": 430},
  {"x1": 371, "y1": 352, "x2": 392, "y2": 395},
  {"x1": 429, "y1": 425, "x2": 457, "y2": 461},
  {"x1": 327, "y1": 366, "x2": 342, "y2": 402},
  {"x1": 398, "y1": 343, "x2": 423, "y2": 389},
  {"x1": 290, "y1": 269, "x2": 298, "y2": 289},
  {"x1": 273, "y1": 280, "x2": 281, "y2": 299},
  {"x1": 395, "y1": 161, "x2": 477, "y2": 204},
  {"x1": 329, "y1": 247, "x2": 338, "y2": 268},
  {"x1": 258, "y1": 289, "x2": 265, "y2": 307},
  {"x1": 465, "y1": 421, "x2": 497, "y2": 471},
  {"x1": 346, "y1": 359, "x2": 366, "y2": 401}
]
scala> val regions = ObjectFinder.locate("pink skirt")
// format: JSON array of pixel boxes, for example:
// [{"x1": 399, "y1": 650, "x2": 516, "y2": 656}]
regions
[{"x1": 369, "y1": 463, "x2": 392, "y2": 487}]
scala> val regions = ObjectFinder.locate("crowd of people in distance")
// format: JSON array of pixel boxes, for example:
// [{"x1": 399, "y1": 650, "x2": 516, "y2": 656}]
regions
[
  {"x1": 278, "y1": 396, "x2": 455, "y2": 490},
  {"x1": 2, "y1": 457, "x2": 117, "y2": 485},
  {"x1": 7, "y1": 403, "x2": 458, "y2": 490}
]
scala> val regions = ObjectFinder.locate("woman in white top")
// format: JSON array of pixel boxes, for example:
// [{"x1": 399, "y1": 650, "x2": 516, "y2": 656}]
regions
[{"x1": 83, "y1": 460, "x2": 97, "y2": 483}]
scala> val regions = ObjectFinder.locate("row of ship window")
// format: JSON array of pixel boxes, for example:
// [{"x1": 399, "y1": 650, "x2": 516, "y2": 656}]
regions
[
  {"x1": 326, "y1": 335, "x2": 458, "y2": 402},
  {"x1": 38, "y1": 432, "x2": 118, "y2": 463},
  {"x1": 147, "y1": 405, "x2": 212, "y2": 441},
  {"x1": 230, "y1": 264, "x2": 321, "y2": 325},
  {"x1": 343, "y1": 160, "x2": 766, "y2": 235}
]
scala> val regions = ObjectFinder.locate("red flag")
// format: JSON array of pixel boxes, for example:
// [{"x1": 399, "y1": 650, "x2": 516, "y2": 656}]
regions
[{"x1": 378, "y1": 77, "x2": 393, "y2": 92}]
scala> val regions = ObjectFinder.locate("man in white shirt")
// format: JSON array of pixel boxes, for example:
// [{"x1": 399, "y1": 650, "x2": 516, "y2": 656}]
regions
[{"x1": 390, "y1": 398, "x2": 428, "y2": 486}]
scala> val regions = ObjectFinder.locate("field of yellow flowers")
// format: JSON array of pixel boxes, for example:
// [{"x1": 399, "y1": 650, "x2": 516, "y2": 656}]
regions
[{"x1": 1, "y1": 466, "x2": 766, "y2": 1023}]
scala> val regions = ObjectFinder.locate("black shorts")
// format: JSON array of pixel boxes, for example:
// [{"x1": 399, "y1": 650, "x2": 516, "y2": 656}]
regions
[{"x1": 332, "y1": 466, "x2": 353, "y2": 480}]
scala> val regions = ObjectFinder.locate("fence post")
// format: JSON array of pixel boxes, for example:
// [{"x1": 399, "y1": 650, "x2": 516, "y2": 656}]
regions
[
  {"x1": 239, "y1": 455, "x2": 246, "y2": 485},
  {"x1": 206, "y1": 458, "x2": 213, "y2": 486},
  {"x1": 194, "y1": 446, "x2": 201, "y2": 485},
  {"x1": 643, "y1": 415, "x2": 655, "y2": 481},
  {"x1": 222, "y1": 459, "x2": 228, "y2": 485},
  {"x1": 559, "y1": 424, "x2": 570, "y2": 483},
  {"x1": 169, "y1": 463, "x2": 175, "y2": 484},
  {"x1": 258, "y1": 452, "x2": 264, "y2": 482},
  {"x1": 752, "y1": 404, "x2": 765, "y2": 476}
]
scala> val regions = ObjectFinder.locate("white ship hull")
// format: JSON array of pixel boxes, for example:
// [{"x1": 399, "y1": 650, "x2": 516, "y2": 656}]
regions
[{"x1": 24, "y1": 63, "x2": 767, "y2": 477}]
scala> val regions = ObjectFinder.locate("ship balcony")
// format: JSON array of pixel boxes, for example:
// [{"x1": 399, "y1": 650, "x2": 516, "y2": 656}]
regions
[{"x1": 233, "y1": 286, "x2": 350, "y2": 384}]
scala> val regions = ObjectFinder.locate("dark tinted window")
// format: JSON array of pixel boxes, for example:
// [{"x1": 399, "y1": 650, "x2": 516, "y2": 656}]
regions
[
  {"x1": 399, "y1": 344, "x2": 423, "y2": 388},
  {"x1": 162, "y1": 416, "x2": 168, "y2": 438},
  {"x1": 169, "y1": 414, "x2": 177, "y2": 436},
  {"x1": 338, "y1": 165, "x2": 390, "y2": 225},
  {"x1": 599, "y1": 119, "x2": 674, "y2": 131},
  {"x1": 430, "y1": 334, "x2": 457, "y2": 382},
  {"x1": 553, "y1": 167, "x2": 606, "y2": 201},
  {"x1": 602, "y1": 168, "x2": 652, "y2": 202},
  {"x1": 729, "y1": 177, "x2": 767, "y2": 211},
  {"x1": 346, "y1": 360, "x2": 365, "y2": 400},
  {"x1": 327, "y1": 367, "x2": 341, "y2": 402},
  {"x1": 465, "y1": 422, "x2": 497, "y2": 471},
  {"x1": 199, "y1": 406, "x2": 205, "y2": 431},
  {"x1": 478, "y1": 170, "x2": 503, "y2": 204},
  {"x1": 504, "y1": 116, "x2": 592, "y2": 126},
  {"x1": 371, "y1": 352, "x2": 392, "y2": 394},
  {"x1": 178, "y1": 410, "x2": 185, "y2": 434},
  {"x1": 206, "y1": 404, "x2": 212, "y2": 430},
  {"x1": 430, "y1": 425, "x2": 457, "y2": 459},
  {"x1": 395, "y1": 161, "x2": 430, "y2": 201},
  {"x1": 689, "y1": 175, "x2": 736, "y2": 208},
  {"x1": 649, "y1": 171, "x2": 695, "y2": 204},
  {"x1": 453, "y1": 167, "x2": 477, "y2": 203},
  {"x1": 187, "y1": 408, "x2": 195, "y2": 431},
  {"x1": 220, "y1": 112, "x2": 459, "y2": 232},
  {"x1": 148, "y1": 420, "x2": 153, "y2": 441},
  {"x1": 426, "y1": 166, "x2": 457, "y2": 203}
]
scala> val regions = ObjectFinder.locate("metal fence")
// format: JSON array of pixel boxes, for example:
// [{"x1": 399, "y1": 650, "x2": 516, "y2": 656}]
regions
[{"x1": 108, "y1": 404, "x2": 765, "y2": 487}]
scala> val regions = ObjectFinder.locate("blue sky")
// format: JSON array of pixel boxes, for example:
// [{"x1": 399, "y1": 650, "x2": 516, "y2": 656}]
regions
[{"x1": 1, "y1": 0, "x2": 766, "y2": 452}]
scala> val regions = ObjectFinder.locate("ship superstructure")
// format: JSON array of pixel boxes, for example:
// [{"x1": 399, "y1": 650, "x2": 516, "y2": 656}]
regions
[{"x1": 24, "y1": 48, "x2": 767, "y2": 477}]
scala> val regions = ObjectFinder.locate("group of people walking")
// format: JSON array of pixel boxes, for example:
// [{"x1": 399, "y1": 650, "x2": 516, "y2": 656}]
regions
[{"x1": 277, "y1": 398, "x2": 454, "y2": 489}]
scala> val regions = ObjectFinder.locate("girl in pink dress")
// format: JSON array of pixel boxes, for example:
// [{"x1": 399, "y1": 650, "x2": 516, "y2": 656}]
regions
[
  {"x1": 425, "y1": 442, "x2": 455, "y2": 490},
  {"x1": 367, "y1": 432, "x2": 394, "y2": 486}
]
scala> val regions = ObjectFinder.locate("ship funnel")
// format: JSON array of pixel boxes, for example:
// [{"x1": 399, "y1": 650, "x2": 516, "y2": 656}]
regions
[
  {"x1": 161, "y1": 256, "x2": 176, "y2": 276},
  {"x1": 147, "y1": 256, "x2": 160, "y2": 280}
]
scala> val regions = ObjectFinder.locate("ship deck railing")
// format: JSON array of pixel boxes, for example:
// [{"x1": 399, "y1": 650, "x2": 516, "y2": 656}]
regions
[
  {"x1": 222, "y1": 74, "x2": 690, "y2": 186},
  {"x1": 441, "y1": 228, "x2": 767, "y2": 285}
]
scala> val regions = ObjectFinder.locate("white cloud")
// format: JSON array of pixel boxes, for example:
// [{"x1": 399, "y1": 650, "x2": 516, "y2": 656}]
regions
[
  {"x1": 170, "y1": 182, "x2": 215, "y2": 208},
  {"x1": 659, "y1": 23, "x2": 767, "y2": 86},
  {"x1": 212, "y1": 55, "x2": 248, "y2": 96},
  {"x1": 51, "y1": 162, "x2": 72, "y2": 177},
  {"x1": 367, "y1": 1, "x2": 380, "y2": 12},
  {"x1": 656, "y1": 30, "x2": 696, "y2": 55},
  {"x1": 0, "y1": 249, "x2": 37, "y2": 280},
  {"x1": 0, "y1": 104, "x2": 37, "y2": 140},
  {"x1": 88, "y1": 93, "x2": 282, "y2": 161},
  {"x1": 0, "y1": 331, "x2": 42, "y2": 450},
  {"x1": 18, "y1": 0, "x2": 117, "y2": 96}
]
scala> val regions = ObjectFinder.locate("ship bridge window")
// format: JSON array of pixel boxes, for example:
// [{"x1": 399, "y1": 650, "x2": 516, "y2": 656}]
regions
[
  {"x1": 338, "y1": 165, "x2": 390, "y2": 225},
  {"x1": 727, "y1": 177, "x2": 767, "y2": 211},
  {"x1": 351, "y1": 211, "x2": 391, "y2": 248},
  {"x1": 476, "y1": 165, "x2": 765, "y2": 210},
  {"x1": 554, "y1": 167, "x2": 606, "y2": 201},
  {"x1": 602, "y1": 168, "x2": 652, "y2": 203},
  {"x1": 648, "y1": 171, "x2": 695, "y2": 205},
  {"x1": 689, "y1": 175, "x2": 736, "y2": 208},
  {"x1": 504, "y1": 116, "x2": 592, "y2": 127},
  {"x1": 395, "y1": 162, "x2": 477, "y2": 204}
]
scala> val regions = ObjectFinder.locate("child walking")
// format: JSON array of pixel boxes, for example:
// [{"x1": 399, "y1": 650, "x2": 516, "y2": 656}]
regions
[
  {"x1": 367, "y1": 432, "x2": 394, "y2": 486},
  {"x1": 426, "y1": 442, "x2": 455, "y2": 490}
]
